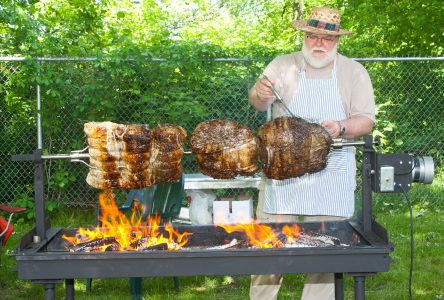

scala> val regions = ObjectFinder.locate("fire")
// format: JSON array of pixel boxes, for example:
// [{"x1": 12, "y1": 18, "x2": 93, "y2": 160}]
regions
[
  {"x1": 219, "y1": 222, "x2": 301, "y2": 248},
  {"x1": 62, "y1": 190, "x2": 192, "y2": 252}
]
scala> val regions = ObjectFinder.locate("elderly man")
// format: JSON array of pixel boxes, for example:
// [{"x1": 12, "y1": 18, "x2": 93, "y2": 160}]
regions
[{"x1": 248, "y1": 7, "x2": 375, "y2": 300}]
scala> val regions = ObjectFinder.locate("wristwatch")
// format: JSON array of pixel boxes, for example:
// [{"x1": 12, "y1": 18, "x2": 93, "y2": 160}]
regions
[{"x1": 338, "y1": 121, "x2": 346, "y2": 137}]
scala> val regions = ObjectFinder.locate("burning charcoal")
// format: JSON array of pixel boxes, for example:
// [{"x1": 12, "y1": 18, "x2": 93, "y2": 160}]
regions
[
  {"x1": 140, "y1": 243, "x2": 168, "y2": 251},
  {"x1": 130, "y1": 237, "x2": 148, "y2": 249},
  {"x1": 207, "y1": 239, "x2": 240, "y2": 250},
  {"x1": 75, "y1": 233, "x2": 90, "y2": 243},
  {"x1": 272, "y1": 239, "x2": 285, "y2": 248},
  {"x1": 311, "y1": 233, "x2": 337, "y2": 246},
  {"x1": 290, "y1": 232, "x2": 348, "y2": 248},
  {"x1": 72, "y1": 237, "x2": 118, "y2": 252},
  {"x1": 105, "y1": 242, "x2": 121, "y2": 251},
  {"x1": 276, "y1": 233, "x2": 287, "y2": 244}
]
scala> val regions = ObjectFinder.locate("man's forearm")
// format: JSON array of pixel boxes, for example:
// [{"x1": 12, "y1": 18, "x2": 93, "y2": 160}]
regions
[{"x1": 341, "y1": 116, "x2": 374, "y2": 139}]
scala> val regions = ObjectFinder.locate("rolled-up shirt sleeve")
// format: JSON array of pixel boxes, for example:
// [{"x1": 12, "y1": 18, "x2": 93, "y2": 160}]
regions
[{"x1": 349, "y1": 63, "x2": 375, "y2": 122}]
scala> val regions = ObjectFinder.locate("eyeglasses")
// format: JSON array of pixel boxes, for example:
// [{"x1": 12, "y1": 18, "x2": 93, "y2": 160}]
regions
[{"x1": 305, "y1": 34, "x2": 338, "y2": 44}]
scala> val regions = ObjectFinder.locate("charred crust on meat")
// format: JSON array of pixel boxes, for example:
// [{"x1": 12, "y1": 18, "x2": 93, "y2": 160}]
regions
[
  {"x1": 257, "y1": 116, "x2": 333, "y2": 180},
  {"x1": 190, "y1": 119, "x2": 258, "y2": 179},
  {"x1": 84, "y1": 122, "x2": 187, "y2": 189}
]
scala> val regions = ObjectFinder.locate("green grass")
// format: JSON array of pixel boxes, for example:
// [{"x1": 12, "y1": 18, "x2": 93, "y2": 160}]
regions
[{"x1": 1, "y1": 182, "x2": 443, "y2": 300}]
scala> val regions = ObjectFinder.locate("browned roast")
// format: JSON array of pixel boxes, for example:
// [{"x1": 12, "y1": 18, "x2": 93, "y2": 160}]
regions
[
  {"x1": 84, "y1": 122, "x2": 186, "y2": 189},
  {"x1": 150, "y1": 124, "x2": 187, "y2": 183},
  {"x1": 190, "y1": 119, "x2": 258, "y2": 179},
  {"x1": 257, "y1": 116, "x2": 332, "y2": 180}
]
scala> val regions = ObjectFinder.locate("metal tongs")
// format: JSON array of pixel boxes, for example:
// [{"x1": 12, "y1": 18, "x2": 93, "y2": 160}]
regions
[{"x1": 262, "y1": 75, "x2": 296, "y2": 118}]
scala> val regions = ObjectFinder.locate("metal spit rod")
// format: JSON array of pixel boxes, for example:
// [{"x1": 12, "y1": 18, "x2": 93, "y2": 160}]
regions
[{"x1": 39, "y1": 140, "x2": 376, "y2": 163}]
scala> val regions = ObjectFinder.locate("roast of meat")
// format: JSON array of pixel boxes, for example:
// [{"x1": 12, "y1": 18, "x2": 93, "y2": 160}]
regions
[
  {"x1": 84, "y1": 122, "x2": 186, "y2": 189},
  {"x1": 257, "y1": 116, "x2": 333, "y2": 180},
  {"x1": 190, "y1": 119, "x2": 258, "y2": 179}
]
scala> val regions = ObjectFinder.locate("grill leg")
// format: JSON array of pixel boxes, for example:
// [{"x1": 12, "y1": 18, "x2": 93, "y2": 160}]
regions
[
  {"x1": 65, "y1": 279, "x2": 75, "y2": 300},
  {"x1": 86, "y1": 278, "x2": 92, "y2": 291},
  {"x1": 173, "y1": 276, "x2": 180, "y2": 291},
  {"x1": 334, "y1": 273, "x2": 344, "y2": 300},
  {"x1": 44, "y1": 283, "x2": 56, "y2": 300},
  {"x1": 130, "y1": 277, "x2": 142, "y2": 300},
  {"x1": 353, "y1": 275, "x2": 366, "y2": 300}
]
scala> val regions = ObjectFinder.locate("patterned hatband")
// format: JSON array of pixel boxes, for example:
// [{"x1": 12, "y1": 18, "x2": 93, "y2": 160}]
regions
[{"x1": 307, "y1": 19, "x2": 340, "y2": 32}]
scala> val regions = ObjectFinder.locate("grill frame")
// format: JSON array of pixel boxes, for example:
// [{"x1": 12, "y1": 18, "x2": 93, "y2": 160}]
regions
[
  {"x1": 12, "y1": 136, "x2": 396, "y2": 300},
  {"x1": 16, "y1": 221, "x2": 392, "y2": 280}
]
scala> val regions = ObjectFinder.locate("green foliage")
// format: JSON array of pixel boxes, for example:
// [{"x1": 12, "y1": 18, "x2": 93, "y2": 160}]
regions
[
  {"x1": 0, "y1": 0, "x2": 442, "y2": 206},
  {"x1": 48, "y1": 168, "x2": 76, "y2": 189},
  {"x1": 12, "y1": 185, "x2": 60, "y2": 223},
  {"x1": 2, "y1": 0, "x2": 442, "y2": 57},
  {"x1": 12, "y1": 189, "x2": 35, "y2": 222},
  {"x1": 338, "y1": 0, "x2": 444, "y2": 57}
]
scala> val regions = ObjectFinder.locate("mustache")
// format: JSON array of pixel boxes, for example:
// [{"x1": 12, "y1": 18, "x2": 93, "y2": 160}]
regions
[
  {"x1": 302, "y1": 43, "x2": 338, "y2": 69},
  {"x1": 310, "y1": 47, "x2": 328, "y2": 53}
]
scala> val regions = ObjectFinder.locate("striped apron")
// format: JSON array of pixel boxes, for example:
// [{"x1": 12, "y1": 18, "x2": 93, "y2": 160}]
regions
[{"x1": 263, "y1": 60, "x2": 356, "y2": 218}]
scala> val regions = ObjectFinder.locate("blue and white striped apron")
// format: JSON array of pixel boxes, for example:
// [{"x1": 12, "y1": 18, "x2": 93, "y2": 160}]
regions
[{"x1": 263, "y1": 60, "x2": 356, "y2": 218}]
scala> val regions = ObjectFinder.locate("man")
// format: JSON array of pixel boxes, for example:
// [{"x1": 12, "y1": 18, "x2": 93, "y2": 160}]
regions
[{"x1": 248, "y1": 7, "x2": 375, "y2": 300}]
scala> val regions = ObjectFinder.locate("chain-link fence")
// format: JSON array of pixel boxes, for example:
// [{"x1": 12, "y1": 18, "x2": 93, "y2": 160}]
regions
[{"x1": 0, "y1": 57, "x2": 443, "y2": 207}]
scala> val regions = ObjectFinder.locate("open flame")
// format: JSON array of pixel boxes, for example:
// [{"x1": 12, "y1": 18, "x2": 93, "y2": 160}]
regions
[
  {"x1": 63, "y1": 190, "x2": 304, "y2": 252},
  {"x1": 62, "y1": 190, "x2": 192, "y2": 252},
  {"x1": 219, "y1": 222, "x2": 301, "y2": 248}
]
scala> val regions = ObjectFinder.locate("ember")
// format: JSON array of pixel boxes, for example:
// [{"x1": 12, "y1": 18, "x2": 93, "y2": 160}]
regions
[
  {"x1": 219, "y1": 222, "x2": 302, "y2": 248},
  {"x1": 62, "y1": 190, "x2": 192, "y2": 252},
  {"x1": 63, "y1": 191, "x2": 348, "y2": 252}
]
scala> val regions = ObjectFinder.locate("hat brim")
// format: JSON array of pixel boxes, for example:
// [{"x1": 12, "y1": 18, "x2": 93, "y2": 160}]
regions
[{"x1": 292, "y1": 20, "x2": 353, "y2": 36}]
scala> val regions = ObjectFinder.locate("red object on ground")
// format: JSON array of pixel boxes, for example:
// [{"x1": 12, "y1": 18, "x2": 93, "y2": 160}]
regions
[
  {"x1": 0, "y1": 216, "x2": 14, "y2": 245},
  {"x1": 0, "y1": 204, "x2": 26, "y2": 214}
]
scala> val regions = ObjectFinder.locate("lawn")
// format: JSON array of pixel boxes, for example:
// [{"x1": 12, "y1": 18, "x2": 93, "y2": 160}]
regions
[{"x1": 1, "y1": 181, "x2": 443, "y2": 300}]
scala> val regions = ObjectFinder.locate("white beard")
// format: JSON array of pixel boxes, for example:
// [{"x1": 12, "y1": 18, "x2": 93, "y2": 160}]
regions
[{"x1": 302, "y1": 43, "x2": 338, "y2": 69}]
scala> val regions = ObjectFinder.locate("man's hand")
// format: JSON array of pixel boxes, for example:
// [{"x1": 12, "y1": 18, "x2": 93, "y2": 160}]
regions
[
  {"x1": 321, "y1": 116, "x2": 374, "y2": 139},
  {"x1": 248, "y1": 78, "x2": 277, "y2": 111},
  {"x1": 255, "y1": 78, "x2": 277, "y2": 103},
  {"x1": 321, "y1": 120, "x2": 342, "y2": 139}
]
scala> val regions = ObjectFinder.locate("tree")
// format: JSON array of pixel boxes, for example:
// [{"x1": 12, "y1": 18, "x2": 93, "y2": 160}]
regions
[{"x1": 338, "y1": 0, "x2": 443, "y2": 57}]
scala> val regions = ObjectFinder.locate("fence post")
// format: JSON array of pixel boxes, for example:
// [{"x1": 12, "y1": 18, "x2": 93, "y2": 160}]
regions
[{"x1": 37, "y1": 60, "x2": 43, "y2": 150}]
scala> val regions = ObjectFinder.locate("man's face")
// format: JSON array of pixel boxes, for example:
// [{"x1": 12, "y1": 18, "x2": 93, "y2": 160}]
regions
[
  {"x1": 302, "y1": 33, "x2": 339, "y2": 68},
  {"x1": 304, "y1": 34, "x2": 338, "y2": 58}
]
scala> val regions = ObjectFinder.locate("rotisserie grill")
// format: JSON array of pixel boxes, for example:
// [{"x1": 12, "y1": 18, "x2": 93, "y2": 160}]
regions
[{"x1": 12, "y1": 135, "x2": 434, "y2": 300}]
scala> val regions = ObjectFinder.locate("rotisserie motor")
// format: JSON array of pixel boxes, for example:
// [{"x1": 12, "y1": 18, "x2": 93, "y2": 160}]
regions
[
  {"x1": 84, "y1": 122, "x2": 187, "y2": 189},
  {"x1": 257, "y1": 116, "x2": 333, "y2": 180},
  {"x1": 190, "y1": 119, "x2": 258, "y2": 179}
]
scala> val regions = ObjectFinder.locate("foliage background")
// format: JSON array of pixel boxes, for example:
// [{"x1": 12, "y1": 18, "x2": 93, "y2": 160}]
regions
[
  {"x1": 0, "y1": 0, "x2": 443, "y2": 299},
  {"x1": 1, "y1": 0, "x2": 442, "y2": 207}
]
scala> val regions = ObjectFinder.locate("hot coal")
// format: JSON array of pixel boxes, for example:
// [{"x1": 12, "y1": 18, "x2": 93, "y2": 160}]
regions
[
  {"x1": 70, "y1": 237, "x2": 120, "y2": 252},
  {"x1": 129, "y1": 237, "x2": 148, "y2": 249},
  {"x1": 140, "y1": 243, "x2": 169, "y2": 251},
  {"x1": 284, "y1": 232, "x2": 346, "y2": 248},
  {"x1": 206, "y1": 238, "x2": 241, "y2": 250},
  {"x1": 64, "y1": 225, "x2": 348, "y2": 253}
]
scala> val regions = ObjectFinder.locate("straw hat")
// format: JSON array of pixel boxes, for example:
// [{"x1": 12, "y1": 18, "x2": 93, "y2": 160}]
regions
[{"x1": 292, "y1": 7, "x2": 353, "y2": 36}]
